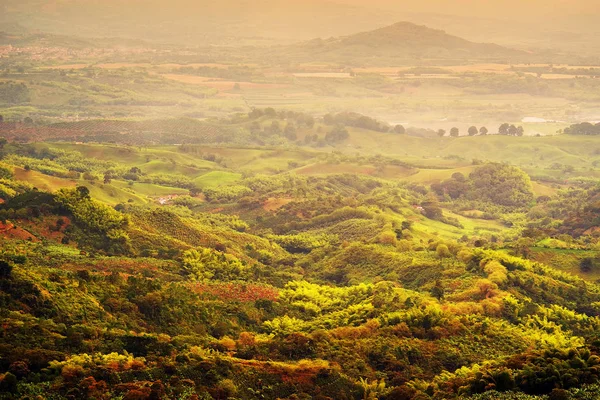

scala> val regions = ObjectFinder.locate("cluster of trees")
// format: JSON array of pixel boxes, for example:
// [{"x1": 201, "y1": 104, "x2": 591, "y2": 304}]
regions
[
  {"x1": 437, "y1": 125, "x2": 524, "y2": 137},
  {"x1": 0, "y1": 81, "x2": 30, "y2": 104},
  {"x1": 431, "y1": 163, "x2": 534, "y2": 208},
  {"x1": 323, "y1": 111, "x2": 404, "y2": 134},
  {"x1": 438, "y1": 126, "x2": 489, "y2": 137},
  {"x1": 248, "y1": 108, "x2": 316, "y2": 129},
  {"x1": 54, "y1": 187, "x2": 132, "y2": 254},
  {"x1": 498, "y1": 123, "x2": 525, "y2": 136},
  {"x1": 564, "y1": 122, "x2": 600, "y2": 135},
  {"x1": 324, "y1": 125, "x2": 349, "y2": 143}
]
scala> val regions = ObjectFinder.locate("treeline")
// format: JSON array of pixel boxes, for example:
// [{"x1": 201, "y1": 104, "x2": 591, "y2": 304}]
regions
[
  {"x1": 247, "y1": 108, "x2": 316, "y2": 128},
  {"x1": 511, "y1": 65, "x2": 600, "y2": 76},
  {"x1": 323, "y1": 111, "x2": 405, "y2": 134},
  {"x1": 437, "y1": 124, "x2": 524, "y2": 137},
  {"x1": 564, "y1": 122, "x2": 600, "y2": 135}
]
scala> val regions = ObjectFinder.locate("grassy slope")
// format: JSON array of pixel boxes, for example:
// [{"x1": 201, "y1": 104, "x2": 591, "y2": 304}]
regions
[
  {"x1": 13, "y1": 168, "x2": 77, "y2": 192},
  {"x1": 193, "y1": 171, "x2": 242, "y2": 188}
]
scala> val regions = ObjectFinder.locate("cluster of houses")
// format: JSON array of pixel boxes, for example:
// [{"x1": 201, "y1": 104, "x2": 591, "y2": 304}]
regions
[
  {"x1": 157, "y1": 194, "x2": 180, "y2": 205},
  {"x1": 0, "y1": 43, "x2": 190, "y2": 62}
]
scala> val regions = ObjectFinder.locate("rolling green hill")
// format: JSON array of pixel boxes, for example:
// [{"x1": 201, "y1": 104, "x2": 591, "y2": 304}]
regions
[{"x1": 3, "y1": 133, "x2": 600, "y2": 398}]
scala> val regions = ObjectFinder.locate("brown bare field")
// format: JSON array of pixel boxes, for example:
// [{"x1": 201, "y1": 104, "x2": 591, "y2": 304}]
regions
[
  {"x1": 42, "y1": 62, "x2": 245, "y2": 70},
  {"x1": 0, "y1": 221, "x2": 38, "y2": 242},
  {"x1": 531, "y1": 181, "x2": 559, "y2": 197},
  {"x1": 263, "y1": 197, "x2": 294, "y2": 211},
  {"x1": 18, "y1": 216, "x2": 71, "y2": 242},
  {"x1": 41, "y1": 63, "x2": 89, "y2": 69},
  {"x1": 375, "y1": 165, "x2": 418, "y2": 179},
  {"x1": 536, "y1": 73, "x2": 581, "y2": 80},
  {"x1": 397, "y1": 75, "x2": 461, "y2": 80},
  {"x1": 352, "y1": 63, "x2": 598, "y2": 79},
  {"x1": 41, "y1": 63, "x2": 152, "y2": 70},
  {"x1": 293, "y1": 72, "x2": 352, "y2": 78}
]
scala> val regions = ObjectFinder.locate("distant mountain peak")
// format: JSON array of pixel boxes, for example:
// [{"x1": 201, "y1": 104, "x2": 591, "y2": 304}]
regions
[
  {"x1": 284, "y1": 20, "x2": 527, "y2": 64},
  {"x1": 340, "y1": 21, "x2": 485, "y2": 47}
]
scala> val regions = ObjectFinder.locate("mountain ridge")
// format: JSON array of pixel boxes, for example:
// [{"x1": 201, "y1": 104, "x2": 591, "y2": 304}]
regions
[{"x1": 274, "y1": 21, "x2": 529, "y2": 64}]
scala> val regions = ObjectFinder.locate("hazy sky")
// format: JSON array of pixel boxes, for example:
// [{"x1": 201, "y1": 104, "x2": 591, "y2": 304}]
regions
[
  {"x1": 335, "y1": 0, "x2": 596, "y2": 19},
  {"x1": 3, "y1": 0, "x2": 597, "y2": 22},
  {"x1": 2, "y1": 0, "x2": 599, "y2": 47}
]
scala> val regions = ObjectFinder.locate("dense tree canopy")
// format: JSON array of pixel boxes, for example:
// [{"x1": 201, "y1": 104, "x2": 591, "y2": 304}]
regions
[
  {"x1": 468, "y1": 163, "x2": 534, "y2": 207},
  {"x1": 564, "y1": 122, "x2": 600, "y2": 135},
  {"x1": 431, "y1": 163, "x2": 534, "y2": 208}
]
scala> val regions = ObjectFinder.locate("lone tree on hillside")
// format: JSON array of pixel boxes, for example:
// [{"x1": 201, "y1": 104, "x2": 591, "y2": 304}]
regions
[
  {"x1": 325, "y1": 125, "x2": 349, "y2": 143},
  {"x1": 431, "y1": 280, "x2": 445, "y2": 300},
  {"x1": 437, "y1": 129, "x2": 446, "y2": 137},
  {"x1": 450, "y1": 127, "x2": 459, "y2": 137},
  {"x1": 580, "y1": 257, "x2": 594, "y2": 273},
  {"x1": 393, "y1": 124, "x2": 406, "y2": 134},
  {"x1": 479, "y1": 126, "x2": 488, "y2": 135},
  {"x1": 468, "y1": 126, "x2": 478, "y2": 136},
  {"x1": 499, "y1": 123, "x2": 510, "y2": 135},
  {"x1": 270, "y1": 120, "x2": 281, "y2": 135}
]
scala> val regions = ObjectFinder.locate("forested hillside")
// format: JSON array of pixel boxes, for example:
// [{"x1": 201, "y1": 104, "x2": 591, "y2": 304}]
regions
[
  {"x1": 2, "y1": 107, "x2": 600, "y2": 399},
  {"x1": 2, "y1": 4, "x2": 600, "y2": 397}
]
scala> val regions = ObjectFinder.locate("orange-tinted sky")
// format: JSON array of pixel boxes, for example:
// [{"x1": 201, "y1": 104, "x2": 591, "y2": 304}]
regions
[
  {"x1": 4, "y1": 0, "x2": 598, "y2": 22},
  {"x1": 2, "y1": 0, "x2": 598, "y2": 47},
  {"x1": 336, "y1": 0, "x2": 595, "y2": 18}
]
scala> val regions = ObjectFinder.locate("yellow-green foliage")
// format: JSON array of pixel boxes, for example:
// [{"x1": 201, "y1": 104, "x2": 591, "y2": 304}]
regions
[
  {"x1": 0, "y1": 178, "x2": 33, "y2": 200},
  {"x1": 56, "y1": 188, "x2": 128, "y2": 234},
  {"x1": 263, "y1": 315, "x2": 307, "y2": 336},
  {"x1": 203, "y1": 184, "x2": 252, "y2": 202},
  {"x1": 0, "y1": 162, "x2": 14, "y2": 179},
  {"x1": 436, "y1": 243, "x2": 451, "y2": 258},
  {"x1": 278, "y1": 281, "x2": 374, "y2": 315},
  {"x1": 55, "y1": 187, "x2": 131, "y2": 253},
  {"x1": 268, "y1": 232, "x2": 336, "y2": 253},
  {"x1": 482, "y1": 260, "x2": 508, "y2": 285},
  {"x1": 0, "y1": 181, "x2": 17, "y2": 198},
  {"x1": 182, "y1": 247, "x2": 248, "y2": 281},
  {"x1": 377, "y1": 230, "x2": 397, "y2": 246},
  {"x1": 49, "y1": 352, "x2": 145, "y2": 371}
]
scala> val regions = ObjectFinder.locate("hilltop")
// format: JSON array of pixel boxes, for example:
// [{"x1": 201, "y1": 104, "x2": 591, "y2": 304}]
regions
[{"x1": 274, "y1": 21, "x2": 529, "y2": 65}]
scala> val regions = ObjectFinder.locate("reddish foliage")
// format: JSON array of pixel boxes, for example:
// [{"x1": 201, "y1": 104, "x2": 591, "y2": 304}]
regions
[
  {"x1": 0, "y1": 221, "x2": 38, "y2": 242},
  {"x1": 189, "y1": 282, "x2": 279, "y2": 302},
  {"x1": 0, "y1": 125, "x2": 86, "y2": 142},
  {"x1": 123, "y1": 389, "x2": 151, "y2": 400}
]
